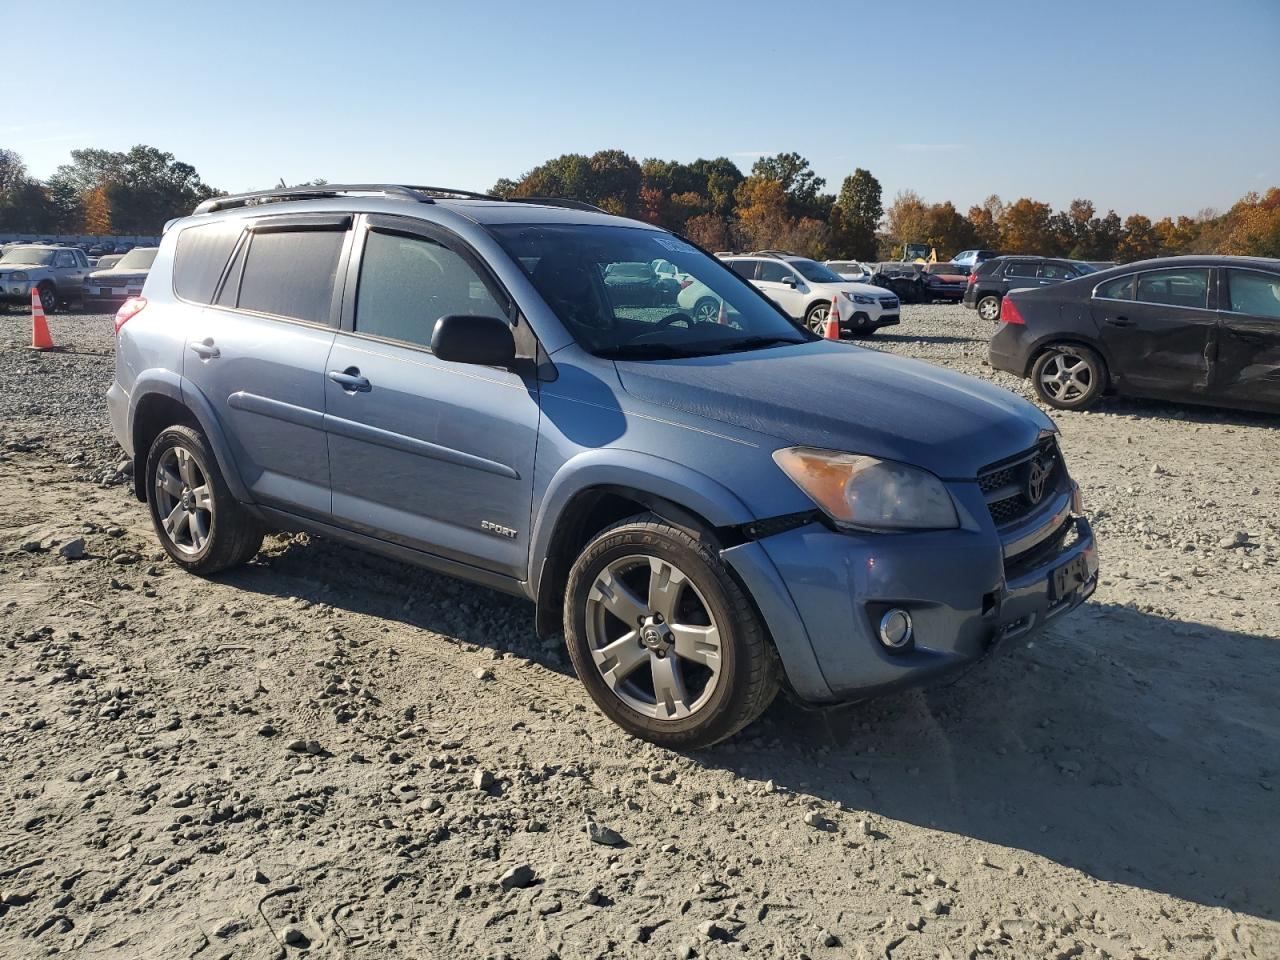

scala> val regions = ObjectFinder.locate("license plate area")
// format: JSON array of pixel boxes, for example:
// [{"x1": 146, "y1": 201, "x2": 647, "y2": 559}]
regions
[{"x1": 1050, "y1": 554, "x2": 1088, "y2": 601}]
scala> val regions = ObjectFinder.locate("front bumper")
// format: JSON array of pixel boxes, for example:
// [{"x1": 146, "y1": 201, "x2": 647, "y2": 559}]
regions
[
  {"x1": 1, "y1": 282, "x2": 33, "y2": 303},
  {"x1": 734, "y1": 485, "x2": 1097, "y2": 704}
]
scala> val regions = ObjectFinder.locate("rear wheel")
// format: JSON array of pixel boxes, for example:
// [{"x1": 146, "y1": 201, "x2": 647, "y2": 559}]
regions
[
  {"x1": 1031, "y1": 344, "x2": 1107, "y2": 410},
  {"x1": 146, "y1": 425, "x2": 264, "y2": 574},
  {"x1": 564, "y1": 514, "x2": 780, "y2": 748},
  {"x1": 976, "y1": 293, "x2": 1001, "y2": 321},
  {"x1": 691, "y1": 296, "x2": 720, "y2": 324}
]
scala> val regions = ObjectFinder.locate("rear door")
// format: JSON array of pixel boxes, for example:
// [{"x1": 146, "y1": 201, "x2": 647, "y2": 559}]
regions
[
  {"x1": 180, "y1": 215, "x2": 349, "y2": 519},
  {"x1": 1091, "y1": 267, "x2": 1216, "y2": 396},
  {"x1": 1214, "y1": 267, "x2": 1280, "y2": 410},
  {"x1": 1003, "y1": 259, "x2": 1041, "y2": 294},
  {"x1": 322, "y1": 215, "x2": 540, "y2": 580}
]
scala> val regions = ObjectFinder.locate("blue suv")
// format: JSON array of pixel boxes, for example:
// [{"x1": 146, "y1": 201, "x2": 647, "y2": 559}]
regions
[{"x1": 107, "y1": 185, "x2": 1098, "y2": 748}]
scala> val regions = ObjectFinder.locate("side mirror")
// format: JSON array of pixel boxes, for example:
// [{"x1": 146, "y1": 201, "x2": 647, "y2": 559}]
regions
[
  {"x1": 430, "y1": 315, "x2": 516, "y2": 367},
  {"x1": 780, "y1": 275, "x2": 797, "y2": 287}
]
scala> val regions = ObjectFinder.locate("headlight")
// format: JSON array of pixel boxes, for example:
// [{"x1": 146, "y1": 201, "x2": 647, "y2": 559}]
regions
[
  {"x1": 773, "y1": 447, "x2": 959, "y2": 531},
  {"x1": 842, "y1": 292, "x2": 875, "y2": 305},
  {"x1": 11, "y1": 271, "x2": 28, "y2": 281}
]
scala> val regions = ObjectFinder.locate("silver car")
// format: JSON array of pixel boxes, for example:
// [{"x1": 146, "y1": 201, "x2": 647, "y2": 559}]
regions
[{"x1": 0, "y1": 244, "x2": 89, "y2": 312}]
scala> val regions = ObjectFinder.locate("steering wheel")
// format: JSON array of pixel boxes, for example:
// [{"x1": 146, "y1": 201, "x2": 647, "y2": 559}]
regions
[{"x1": 653, "y1": 312, "x2": 696, "y2": 329}]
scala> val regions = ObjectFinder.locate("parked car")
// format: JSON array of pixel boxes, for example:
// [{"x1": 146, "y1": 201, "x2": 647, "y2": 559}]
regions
[
  {"x1": 963, "y1": 256, "x2": 1097, "y2": 322},
  {"x1": 824, "y1": 260, "x2": 874, "y2": 282},
  {"x1": 989, "y1": 256, "x2": 1280, "y2": 413},
  {"x1": 0, "y1": 243, "x2": 89, "y2": 312},
  {"x1": 91, "y1": 253, "x2": 125, "y2": 271},
  {"x1": 868, "y1": 262, "x2": 926, "y2": 304},
  {"x1": 109, "y1": 183, "x2": 1097, "y2": 748},
  {"x1": 719, "y1": 253, "x2": 900, "y2": 335},
  {"x1": 920, "y1": 262, "x2": 971, "y2": 302},
  {"x1": 603, "y1": 260, "x2": 668, "y2": 306},
  {"x1": 84, "y1": 246, "x2": 158, "y2": 312},
  {"x1": 951, "y1": 249, "x2": 1001, "y2": 268}
]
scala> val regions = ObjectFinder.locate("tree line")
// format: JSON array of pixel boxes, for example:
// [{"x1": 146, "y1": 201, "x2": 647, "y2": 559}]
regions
[{"x1": 2, "y1": 143, "x2": 1276, "y2": 262}]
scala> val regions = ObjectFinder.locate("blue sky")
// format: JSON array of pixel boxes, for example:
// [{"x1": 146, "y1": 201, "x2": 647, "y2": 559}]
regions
[{"x1": 6, "y1": 0, "x2": 1278, "y2": 219}]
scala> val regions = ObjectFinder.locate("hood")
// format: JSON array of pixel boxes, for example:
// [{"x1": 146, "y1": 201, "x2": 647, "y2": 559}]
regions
[
  {"x1": 835, "y1": 281, "x2": 892, "y2": 296},
  {"x1": 0, "y1": 262, "x2": 47, "y2": 272},
  {"x1": 616, "y1": 341, "x2": 1054, "y2": 479}
]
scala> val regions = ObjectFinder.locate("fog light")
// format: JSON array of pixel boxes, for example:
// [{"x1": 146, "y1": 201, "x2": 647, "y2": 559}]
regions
[{"x1": 878, "y1": 608, "x2": 913, "y2": 649}]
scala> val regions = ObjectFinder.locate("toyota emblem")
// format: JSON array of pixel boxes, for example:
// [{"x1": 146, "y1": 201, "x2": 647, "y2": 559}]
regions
[{"x1": 1027, "y1": 458, "x2": 1050, "y2": 505}]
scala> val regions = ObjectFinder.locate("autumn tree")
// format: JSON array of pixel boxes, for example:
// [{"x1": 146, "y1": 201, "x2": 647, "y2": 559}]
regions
[
  {"x1": 1116, "y1": 214, "x2": 1161, "y2": 262},
  {"x1": 965, "y1": 195, "x2": 1005, "y2": 248},
  {"x1": 923, "y1": 201, "x2": 978, "y2": 260},
  {"x1": 1221, "y1": 189, "x2": 1280, "y2": 258},
  {"x1": 884, "y1": 190, "x2": 930, "y2": 256},
  {"x1": 998, "y1": 198, "x2": 1057, "y2": 254},
  {"x1": 82, "y1": 185, "x2": 112, "y2": 234}
]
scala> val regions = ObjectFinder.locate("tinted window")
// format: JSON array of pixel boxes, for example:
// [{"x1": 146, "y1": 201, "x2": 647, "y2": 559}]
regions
[
  {"x1": 174, "y1": 221, "x2": 242, "y2": 304},
  {"x1": 1006, "y1": 261, "x2": 1039, "y2": 278},
  {"x1": 1038, "y1": 263, "x2": 1076, "y2": 280},
  {"x1": 1225, "y1": 269, "x2": 1280, "y2": 319},
  {"x1": 728, "y1": 260, "x2": 757, "y2": 280},
  {"x1": 238, "y1": 229, "x2": 344, "y2": 324},
  {"x1": 790, "y1": 259, "x2": 845, "y2": 283},
  {"x1": 1135, "y1": 268, "x2": 1209, "y2": 309},
  {"x1": 757, "y1": 260, "x2": 793, "y2": 283},
  {"x1": 355, "y1": 230, "x2": 503, "y2": 348},
  {"x1": 1096, "y1": 275, "x2": 1135, "y2": 300}
]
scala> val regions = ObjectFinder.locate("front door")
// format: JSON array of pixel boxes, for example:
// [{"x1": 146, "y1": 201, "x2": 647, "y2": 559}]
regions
[
  {"x1": 323, "y1": 216, "x2": 539, "y2": 580},
  {"x1": 1092, "y1": 266, "x2": 1217, "y2": 396},
  {"x1": 182, "y1": 217, "x2": 349, "y2": 519},
  {"x1": 754, "y1": 260, "x2": 807, "y2": 318},
  {"x1": 1214, "y1": 266, "x2": 1280, "y2": 410}
]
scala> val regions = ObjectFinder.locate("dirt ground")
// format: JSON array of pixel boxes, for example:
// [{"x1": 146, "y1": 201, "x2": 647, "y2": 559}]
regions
[{"x1": 1, "y1": 304, "x2": 1277, "y2": 960}]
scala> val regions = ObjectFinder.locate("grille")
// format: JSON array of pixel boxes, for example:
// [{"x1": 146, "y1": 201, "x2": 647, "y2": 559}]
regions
[
  {"x1": 879, "y1": 296, "x2": 899, "y2": 308},
  {"x1": 977, "y1": 437, "x2": 1061, "y2": 528}
]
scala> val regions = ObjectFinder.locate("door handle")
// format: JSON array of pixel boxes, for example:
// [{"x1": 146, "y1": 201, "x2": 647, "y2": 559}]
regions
[
  {"x1": 1106, "y1": 316, "x2": 1133, "y2": 327},
  {"x1": 327, "y1": 367, "x2": 371, "y2": 393},
  {"x1": 189, "y1": 338, "x2": 220, "y2": 359}
]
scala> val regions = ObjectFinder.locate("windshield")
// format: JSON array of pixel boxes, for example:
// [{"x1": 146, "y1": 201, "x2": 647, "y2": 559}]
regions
[
  {"x1": 0, "y1": 246, "x2": 56, "y2": 266},
  {"x1": 1071, "y1": 261, "x2": 1099, "y2": 274},
  {"x1": 488, "y1": 223, "x2": 811, "y2": 359},
  {"x1": 789, "y1": 259, "x2": 845, "y2": 283},
  {"x1": 828, "y1": 262, "x2": 864, "y2": 273},
  {"x1": 114, "y1": 248, "x2": 158, "y2": 270}
]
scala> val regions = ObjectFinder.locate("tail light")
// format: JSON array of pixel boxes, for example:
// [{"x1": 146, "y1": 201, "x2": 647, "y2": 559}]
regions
[
  {"x1": 1000, "y1": 297, "x2": 1026, "y2": 325},
  {"x1": 115, "y1": 296, "x2": 147, "y2": 334},
  {"x1": 966, "y1": 272, "x2": 978, "y2": 285}
]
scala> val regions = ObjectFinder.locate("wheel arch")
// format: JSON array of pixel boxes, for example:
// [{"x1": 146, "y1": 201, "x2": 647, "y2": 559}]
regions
[
  {"x1": 1025, "y1": 335, "x2": 1113, "y2": 382},
  {"x1": 128, "y1": 372, "x2": 252, "y2": 504}
]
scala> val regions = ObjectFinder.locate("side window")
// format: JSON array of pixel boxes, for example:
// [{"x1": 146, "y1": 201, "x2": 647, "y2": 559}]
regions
[
  {"x1": 355, "y1": 230, "x2": 504, "y2": 349},
  {"x1": 175, "y1": 221, "x2": 243, "y2": 304},
  {"x1": 237, "y1": 228, "x2": 345, "y2": 324},
  {"x1": 728, "y1": 260, "x2": 758, "y2": 281},
  {"x1": 1135, "y1": 268, "x2": 1209, "y2": 309},
  {"x1": 1006, "y1": 261, "x2": 1039, "y2": 278},
  {"x1": 757, "y1": 261, "x2": 792, "y2": 283},
  {"x1": 1225, "y1": 269, "x2": 1280, "y2": 320},
  {"x1": 1095, "y1": 275, "x2": 1135, "y2": 301},
  {"x1": 1038, "y1": 263, "x2": 1074, "y2": 280},
  {"x1": 54, "y1": 250, "x2": 76, "y2": 268}
]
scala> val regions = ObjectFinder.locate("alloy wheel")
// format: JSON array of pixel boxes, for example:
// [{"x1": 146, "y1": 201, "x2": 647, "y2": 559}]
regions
[
  {"x1": 978, "y1": 296, "x2": 1000, "y2": 321},
  {"x1": 584, "y1": 554, "x2": 723, "y2": 721},
  {"x1": 154, "y1": 445, "x2": 214, "y2": 555},
  {"x1": 807, "y1": 304, "x2": 830, "y2": 334},
  {"x1": 1038, "y1": 351, "x2": 1094, "y2": 403},
  {"x1": 692, "y1": 298, "x2": 720, "y2": 323}
]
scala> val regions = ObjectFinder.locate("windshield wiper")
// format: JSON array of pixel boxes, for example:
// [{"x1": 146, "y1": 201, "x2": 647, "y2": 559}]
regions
[
  {"x1": 710, "y1": 336, "x2": 807, "y2": 354},
  {"x1": 596, "y1": 343, "x2": 719, "y2": 360}
]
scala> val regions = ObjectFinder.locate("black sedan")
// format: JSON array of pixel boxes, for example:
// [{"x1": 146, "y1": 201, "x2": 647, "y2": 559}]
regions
[{"x1": 989, "y1": 255, "x2": 1280, "y2": 413}]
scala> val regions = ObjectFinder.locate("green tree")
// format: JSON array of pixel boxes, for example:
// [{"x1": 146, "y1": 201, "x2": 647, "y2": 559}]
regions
[
  {"x1": 54, "y1": 145, "x2": 218, "y2": 234},
  {"x1": 832, "y1": 168, "x2": 882, "y2": 259},
  {"x1": 751, "y1": 152, "x2": 825, "y2": 210}
]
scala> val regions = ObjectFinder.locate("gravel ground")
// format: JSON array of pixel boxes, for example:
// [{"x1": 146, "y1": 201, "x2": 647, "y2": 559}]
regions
[{"x1": 1, "y1": 303, "x2": 1277, "y2": 959}]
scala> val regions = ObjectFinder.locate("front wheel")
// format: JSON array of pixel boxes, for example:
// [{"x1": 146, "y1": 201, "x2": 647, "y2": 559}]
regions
[
  {"x1": 805, "y1": 301, "x2": 831, "y2": 335},
  {"x1": 976, "y1": 294, "x2": 1001, "y2": 322},
  {"x1": 1031, "y1": 344, "x2": 1107, "y2": 410},
  {"x1": 564, "y1": 514, "x2": 780, "y2": 748},
  {"x1": 37, "y1": 281, "x2": 58, "y2": 315},
  {"x1": 691, "y1": 296, "x2": 720, "y2": 324},
  {"x1": 146, "y1": 425, "x2": 264, "y2": 574}
]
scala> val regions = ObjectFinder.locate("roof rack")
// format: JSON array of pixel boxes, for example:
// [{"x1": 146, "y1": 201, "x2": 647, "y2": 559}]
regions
[
  {"x1": 193, "y1": 183, "x2": 608, "y2": 216},
  {"x1": 749, "y1": 249, "x2": 800, "y2": 259}
]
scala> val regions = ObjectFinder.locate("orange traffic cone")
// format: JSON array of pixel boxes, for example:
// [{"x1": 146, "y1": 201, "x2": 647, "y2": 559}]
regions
[
  {"x1": 716, "y1": 298, "x2": 730, "y2": 325},
  {"x1": 823, "y1": 295, "x2": 841, "y2": 340},
  {"x1": 29, "y1": 286, "x2": 56, "y2": 351}
]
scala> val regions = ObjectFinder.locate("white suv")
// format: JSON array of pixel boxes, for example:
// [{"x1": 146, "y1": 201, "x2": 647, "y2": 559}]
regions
[{"x1": 728, "y1": 254, "x2": 899, "y2": 336}]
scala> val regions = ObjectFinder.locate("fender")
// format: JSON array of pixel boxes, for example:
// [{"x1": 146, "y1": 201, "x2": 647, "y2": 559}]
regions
[
  {"x1": 528, "y1": 448, "x2": 758, "y2": 595},
  {"x1": 128, "y1": 369, "x2": 253, "y2": 504}
]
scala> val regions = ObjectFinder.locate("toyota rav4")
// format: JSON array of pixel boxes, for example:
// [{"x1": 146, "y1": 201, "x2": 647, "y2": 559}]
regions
[{"x1": 107, "y1": 184, "x2": 1097, "y2": 748}]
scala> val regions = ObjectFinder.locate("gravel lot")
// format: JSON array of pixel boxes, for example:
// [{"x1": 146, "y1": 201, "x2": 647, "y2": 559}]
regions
[{"x1": 1, "y1": 303, "x2": 1277, "y2": 959}]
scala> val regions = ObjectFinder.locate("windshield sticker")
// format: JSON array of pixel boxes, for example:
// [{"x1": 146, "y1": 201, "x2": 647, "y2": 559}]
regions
[{"x1": 651, "y1": 237, "x2": 699, "y2": 256}]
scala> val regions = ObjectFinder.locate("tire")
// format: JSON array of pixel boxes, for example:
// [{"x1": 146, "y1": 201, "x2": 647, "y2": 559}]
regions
[
  {"x1": 805, "y1": 301, "x2": 831, "y2": 335},
  {"x1": 145, "y1": 425, "x2": 264, "y2": 574},
  {"x1": 37, "y1": 281, "x2": 58, "y2": 315},
  {"x1": 1031, "y1": 344, "x2": 1108, "y2": 411},
  {"x1": 691, "y1": 296, "x2": 720, "y2": 324},
  {"x1": 976, "y1": 293, "x2": 1001, "y2": 322},
  {"x1": 564, "y1": 514, "x2": 781, "y2": 748}
]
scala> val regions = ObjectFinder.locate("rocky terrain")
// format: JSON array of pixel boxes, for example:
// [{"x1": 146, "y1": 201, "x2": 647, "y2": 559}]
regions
[{"x1": 1, "y1": 304, "x2": 1277, "y2": 959}]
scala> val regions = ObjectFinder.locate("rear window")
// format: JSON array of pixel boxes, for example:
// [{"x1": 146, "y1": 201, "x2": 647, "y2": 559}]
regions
[
  {"x1": 1135, "y1": 269, "x2": 1209, "y2": 309},
  {"x1": 115, "y1": 247, "x2": 158, "y2": 271},
  {"x1": 1006, "y1": 261, "x2": 1039, "y2": 278},
  {"x1": 236, "y1": 229, "x2": 344, "y2": 324},
  {"x1": 728, "y1": 260, "x2": 757, "y2": 280},
  {"x1": 1095, "y1": 275, "x2": 1135, "y2": 300},
  {"x1": 174, "y1": 222, "x2": 241, "y2": 304}
]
